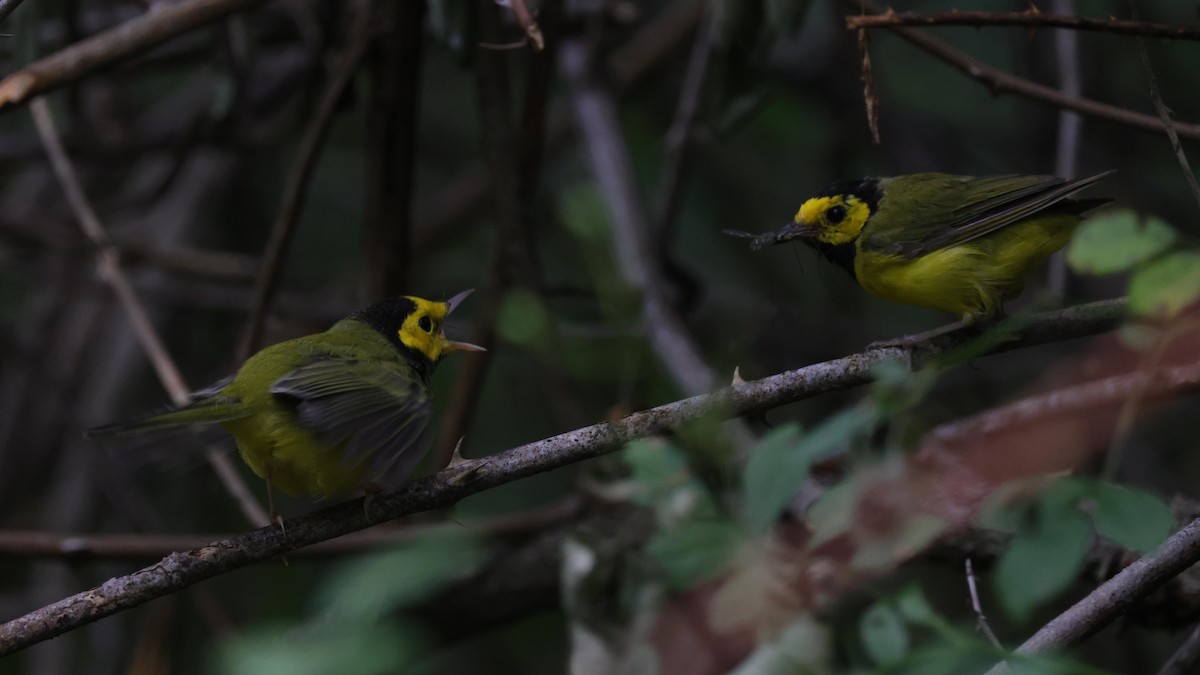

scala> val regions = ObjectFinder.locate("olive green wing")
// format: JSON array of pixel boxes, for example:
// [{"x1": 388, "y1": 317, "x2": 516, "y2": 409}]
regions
[
  {"x1": 862, "y1": 172, "x2": 1111, "y2": 258},
  {"x1": 270, "y1": 358, "x2": 433, "y2": 488}
]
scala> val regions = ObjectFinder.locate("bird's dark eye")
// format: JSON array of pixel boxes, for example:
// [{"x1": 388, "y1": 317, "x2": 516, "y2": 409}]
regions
[
  {"x1": 418, "y1": 316, "x2": 433, "y2": 333},
  {"x1": 826, "y1": 205, "x2": 847, "y2": 224}
]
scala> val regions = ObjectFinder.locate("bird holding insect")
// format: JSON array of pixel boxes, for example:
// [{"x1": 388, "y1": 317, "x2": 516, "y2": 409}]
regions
[{"x1": 730, "y1": 172, "x2": 1111, "y2": 329}]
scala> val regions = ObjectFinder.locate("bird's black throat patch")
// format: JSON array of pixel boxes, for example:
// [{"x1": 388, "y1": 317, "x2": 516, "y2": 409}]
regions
[
  {"x1": 805, "y1": 239, "x2": 858, "y2": 277},
  {"x1": 350, "y1": 297, "x2": 435, "y2": 383}
]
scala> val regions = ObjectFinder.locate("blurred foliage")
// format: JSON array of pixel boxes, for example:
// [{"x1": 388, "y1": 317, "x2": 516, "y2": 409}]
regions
[
  {"x1": 1, "y1": 0, "x2": 1199, "y2": 673},
  {"x1": 217, "y1": 532, "x2": 485, "y2": 675}
]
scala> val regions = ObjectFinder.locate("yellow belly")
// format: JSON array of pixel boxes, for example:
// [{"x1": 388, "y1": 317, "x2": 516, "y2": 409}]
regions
[
  {"x1": 855, "y1": 215, "x2": 1078, "y2": 319},
  {"x1": 222, "y1": 412, "x2": 365, "y2": 497}
]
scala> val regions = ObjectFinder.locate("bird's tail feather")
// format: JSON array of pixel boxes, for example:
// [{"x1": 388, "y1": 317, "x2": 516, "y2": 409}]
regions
[{"x1": 85, "y1": 396, "x2": 249, "y2": 439}]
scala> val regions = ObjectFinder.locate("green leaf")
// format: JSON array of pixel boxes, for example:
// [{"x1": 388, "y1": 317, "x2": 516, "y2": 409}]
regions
[
  {"x1": 806, "y1": 479, "x2": 863, "y2": 547},
  {"x1": 1092, "y1": 484, "x2": 1174, "y2": 554},
  {"x1": 742, "y1": 424, "x2": 801, "y2": 533},
  {"x1": 218, "y1": 622, "x2": 423, "y2": 675},
  {"x1": 742, "y1": 407, "x2": 873, "y2": 534},
  {"x1": 727, "y1": 616, "x2": 832, "y2": 675},
  {"x1": 645, "y1": 519, "x2": 742, "y2": 590},
  {"x1": 498, "y1": 288, "x2": 552, "y2": 348},
  {"x1": 851, "y1": 514, "x2": 946, "y2": 571},
  {"x1": 623, "y1": 439, "x2": 689, "y2": 501},
  {"x1": 1129, "y1": 251, "x2": 1200, "y2": 318},
  {"x1": 560, "y1": 184, "x2": 611, "y2": 243},
  {"x1": 994, "y1": 509, "x2": 1091, "y2": 622},
  {"x1": 317, "y1": 533, "x2": 485, "y2": 622},
  {"x1": 895, "y1": 586, "x2": 937, "y2": 627},
  {"x1": 1117, "y1": 323, "x2": 1161, "y2": 351},
  {"x1": 859, "y1": 601, "x2": 909, "y2": 666},
  {"x1": 1066, "y1": 210, "x2": 1176, "y2": 274}
]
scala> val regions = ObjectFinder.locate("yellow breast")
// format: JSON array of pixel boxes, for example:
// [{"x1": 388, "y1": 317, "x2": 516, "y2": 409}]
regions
[
  {"x1": 854, "y1": 214, "x2": 1079, "y2": 320},
  {"x1": 222, "y1": 413, "x2": 365, "y2": 497}
]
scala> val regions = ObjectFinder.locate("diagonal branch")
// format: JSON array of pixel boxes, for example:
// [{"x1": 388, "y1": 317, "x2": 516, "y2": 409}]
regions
[
  {"x1": 29, "y1": 97, "x2": 268, "y2": 528},
  {"x1": 846, "y1": 10, "x2": 1200, "y2": 41},
  {"x1": 986, "y1": 516, "x2": 1200, "y2": 673},
  {"x1": 0, "y1": 298, "x2": 1127, "y2": 656},
  {"x1": 841, "y1": 0, "x2": 1200, "y2": 141},
  {"x1": 561, "y1": 38, "x2": 715, "y2": 397},
  {"x1": 0, "y1": 0, "x2": 25, "y2": 23},
  {"x1": 0, "y1": 0, "x2": 272, "y2": 110}
]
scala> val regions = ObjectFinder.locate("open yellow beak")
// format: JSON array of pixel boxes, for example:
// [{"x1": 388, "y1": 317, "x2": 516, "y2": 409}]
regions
[{"x1": 443, "y1": 289, "x2": 486, "y2": 352}]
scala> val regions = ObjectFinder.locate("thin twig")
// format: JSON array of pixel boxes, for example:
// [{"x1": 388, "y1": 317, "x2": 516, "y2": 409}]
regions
[
  {"x1": 930, "y1": 351, "x2": 1199, "y2": 448},
  {"x1": 0, "y1": 299, "x2": 1128, "y2": 656},
  {"x1": 1047, "y1": 0, "x2": 1081, "y2": 296},
  {"x1": 0, "y1": 495, "x2": 584, "y2": 560},
  {"x1": 433, "y1": 0, "x2": 566, "y2": 465},
  {"x1": 857, "y1": 27, "x2": 881, "y2": 144},
  {"x1": 509, "y1": 0, "x2": 544, "y2": 51},
  {"x1": 986, "y1": 516, "x2": 1200, "y2": 674},
  {"x1": 0, "y1": 0, "x2": 26, "y2": 23},
  {"x1": 1134, "y1": 29, "x2": 1200, "y2": 211},
  {"x1": 236, "y1": 0, "x2": 377, "y2": 360},
  {"x1": 654, "y1": 0, "x2": 715, "y2": 246},
  {"x1": 840, "y1": 0, "x2": 1200, "y2": 141},
  {"x1": 0, "y1": 0, "x2": 270, "y2": 110},
  {"x1": 1156, "y1": 620, "x2": 1200, "y2": 675},
  {"x1": 29, "y1": 97, "x2": 269, "y2": 528},
  {"x1": 430, "y1": 2, "x2": 526, "y2": 468},
  {"x1": 409, "y1": 0, "x2": 703, "y2": 259},
  {"x1": 846, "y1": 10, "x2": 1200, "y2": 41},
  {"x1": 966, "y1": 558, "x2": 1004, "y2": 649}
]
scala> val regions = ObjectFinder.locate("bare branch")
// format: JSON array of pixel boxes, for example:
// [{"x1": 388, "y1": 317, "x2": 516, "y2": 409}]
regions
[
  {"x1": 509, "y1": 0, "x2": 544, "y2": 51},
  {"x1": 0, "y1": 0, "x2": 270, "y2": 110},
  {"x1": 857, "y1": 28, "x2": 881, "y2": 144},
  {"x1": 30, "y1": 97, "x2": 269, "y2": 528},
  {"x1": 929, "y1": 349, "x2": 1200, "y2": 449},
  {"x1": 986, "y1": 516, "x2": 1200, "y2": 673},
  {"x1": 236, "y1": 0, "x2": 377, "y2": 360},
  {"x1": 840, "y1": 0, "x2": 1200, "y2": 141},
  {"x1": 654, "y1": 0, "x2": 715, "y2": 246},
  {"x1": 966, "y1": 558, "x2": 1003, "y2": 649},
  {"x1": 1156, "y1": 620, "x2": 1200, "y2": 675},
  {"x1": 1134, "y1": 32, "x2": 1200, "y2": 211},
  {"x1": 846, "y1": 9, "x2": 1200, "y2": 41},
  {"x1": 0, "y1": 298, "x2": 1126, "y2": 656},
  {"x1": 0, "y1": 0, "x2": 26, "y2": 23},
  {"x1": 0, "y1": 496, "x2": 583, "y2": 561},
  {"x1": 562, "y1": 38, "x2": 715, "y2": 396}
]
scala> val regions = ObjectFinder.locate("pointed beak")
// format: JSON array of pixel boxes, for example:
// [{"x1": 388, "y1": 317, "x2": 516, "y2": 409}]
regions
[
  {"x1": 442, "y1": 289, "x2": 486, "y2": 352},
  {"x1": 444, "y1": 288, "x2": 474, "y2": 315},
  {"x1": 447, "y1": 340, "x2": 487, "y2": 352}
]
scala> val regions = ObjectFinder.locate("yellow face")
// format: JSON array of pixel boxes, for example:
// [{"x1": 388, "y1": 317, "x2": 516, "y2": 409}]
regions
[
  {"x1": 795, "y1": 194, "x2": 872, "y2": 246},
  {"x1": 396, "y1": 296, "x2": 455, "y2": 362}
]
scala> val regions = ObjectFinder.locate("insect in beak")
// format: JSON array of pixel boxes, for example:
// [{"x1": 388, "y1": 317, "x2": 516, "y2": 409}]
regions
[{"x1": 726, "y1": 222, "x2": 818, "y2": 251}]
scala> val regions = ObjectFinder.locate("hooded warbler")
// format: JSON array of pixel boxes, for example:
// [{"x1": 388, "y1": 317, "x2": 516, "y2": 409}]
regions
[
  {"x1": 88, "y1": 291, "x2": 483, "y2": 515},
  {"x1": 731, "y1": 172, "x2": 1111, "y2": 323}
]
